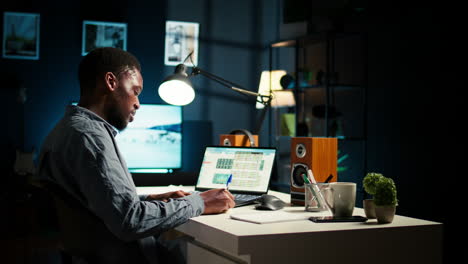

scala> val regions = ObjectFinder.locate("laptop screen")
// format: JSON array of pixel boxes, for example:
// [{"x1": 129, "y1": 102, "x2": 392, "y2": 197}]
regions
[{"x1": 195, "y1": 146, "x2": 276, "y2": 193}]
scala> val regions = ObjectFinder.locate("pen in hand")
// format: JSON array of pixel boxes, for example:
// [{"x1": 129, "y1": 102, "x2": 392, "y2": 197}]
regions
[{"x1": 226, "y1": 174, "x2": 233, "y2": 190}]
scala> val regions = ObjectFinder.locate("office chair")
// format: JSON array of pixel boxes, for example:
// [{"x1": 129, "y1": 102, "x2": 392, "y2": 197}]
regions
[{"x1": 38, "y1": 179, "x2": 148, "y2": 264}]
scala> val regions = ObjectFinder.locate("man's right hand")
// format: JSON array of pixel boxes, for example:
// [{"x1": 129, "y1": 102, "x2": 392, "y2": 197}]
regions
[{"x1": 199, "y1": 188, "x2": 235, "y2": 214}]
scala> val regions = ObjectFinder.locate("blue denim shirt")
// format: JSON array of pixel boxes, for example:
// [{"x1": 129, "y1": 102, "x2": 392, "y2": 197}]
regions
[{"x1": 36, "y1": 105, "x2": 204, "y2": 261}]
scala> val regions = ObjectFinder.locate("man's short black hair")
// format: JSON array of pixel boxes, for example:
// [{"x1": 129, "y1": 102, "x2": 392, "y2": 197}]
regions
[{"x1": 78, "y1": 47, "x2": 141, "y2": 94}]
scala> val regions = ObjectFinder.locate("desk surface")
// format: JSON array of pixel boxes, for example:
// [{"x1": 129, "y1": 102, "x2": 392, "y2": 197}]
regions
[
  {"x1": 137, "y1": 186, "x2": 443, "y2": 264},
  {"x1": 137, "y1": 185, "x2": 440, "y2": 233}
]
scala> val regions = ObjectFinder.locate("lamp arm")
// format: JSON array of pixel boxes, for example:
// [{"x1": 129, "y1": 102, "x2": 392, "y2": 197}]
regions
[
  {"x1": 231, "y1": 87, "x2": 261, "y2": 97},
  {"x1": 192, "y1": 67, "x2": 243, "y2": 90},
  {"x1": 192, "y1": 67, "x2": 272, "y2": 105}
]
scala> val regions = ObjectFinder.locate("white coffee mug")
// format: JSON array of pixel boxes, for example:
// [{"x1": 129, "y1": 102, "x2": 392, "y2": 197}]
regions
[{"x1": 323, "y1": 182, "x2": 356, "y2": 217}]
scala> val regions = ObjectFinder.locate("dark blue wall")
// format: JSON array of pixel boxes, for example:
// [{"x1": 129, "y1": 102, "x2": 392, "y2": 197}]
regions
[
  {"x1": 1, "y1": 1, "x2": 215, "y2": 178},
  {"x1": 1, "y1": 0, "x2": 167, "y2": 153},
  {"x1": 1, "y1": 0, "x2": 267, "y2": 178}
]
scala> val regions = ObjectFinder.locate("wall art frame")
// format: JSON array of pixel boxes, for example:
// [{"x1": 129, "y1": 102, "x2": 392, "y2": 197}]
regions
[
  {"x1": 82, "y1": 20, "x2": 127, "y2": 56},
  {"x1": 164, "y1": 20, "x2": 199, "y2": 66},
  {"x1": 2, "y1": 12, "x2": 40, "y2": 60}
]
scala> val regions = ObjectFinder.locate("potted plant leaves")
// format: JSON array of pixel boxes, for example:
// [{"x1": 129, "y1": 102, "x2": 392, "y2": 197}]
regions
[
  {"x1": 362, "y1": 172, "x2": 384, "y2": 219},
  {"x1": 374, "y1": 176, "x2": 398, "y2": 223}
]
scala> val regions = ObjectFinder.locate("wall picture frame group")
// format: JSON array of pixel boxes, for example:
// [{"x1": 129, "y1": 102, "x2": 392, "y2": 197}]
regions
[
  {"x1": 2, "y1": 15, "x2": 200, "y2": 63},
  {"x1": 82, "y1": 20, "x2": 127, "y2": 56},
  {"x1": 2, "y1": 12, "x2": 40, "y2": 60}
]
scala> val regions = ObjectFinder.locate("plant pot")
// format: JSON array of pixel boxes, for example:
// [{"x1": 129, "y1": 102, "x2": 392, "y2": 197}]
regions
[
  {"x1": 375, "y1": 205, "x2": 396, "y2": 224},
  {"x1": 363, "y1": 199, "x2": 376, "y2": 219}
]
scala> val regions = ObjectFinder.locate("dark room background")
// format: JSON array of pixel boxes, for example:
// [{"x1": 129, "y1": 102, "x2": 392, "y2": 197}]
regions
[
  {"x1": 1, "y1": 0, "x2": 277, "y2": 177},
  {"x1": 1, "y1": 1, "x2": 447, "y2": 262}
]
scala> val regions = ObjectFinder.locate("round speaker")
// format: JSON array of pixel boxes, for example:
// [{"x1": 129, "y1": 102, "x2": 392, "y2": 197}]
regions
[
  {"x1": 295, "y1": 143, "x2": 306, "y2": 158},
  {"x1": 223, "y1": 138, "x2": 232, "y2": 146},
  {"x1": 291, "y1": 163, "x2": 308, "y2": 188}
]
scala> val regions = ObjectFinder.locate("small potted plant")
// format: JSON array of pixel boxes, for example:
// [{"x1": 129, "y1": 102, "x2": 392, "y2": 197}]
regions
[
  {"x1": 362, "y1": 172, "x2": 384, "y2": 219},
  {"x1": 373, "y1": 177, "x2": 398, "y2": 223}
]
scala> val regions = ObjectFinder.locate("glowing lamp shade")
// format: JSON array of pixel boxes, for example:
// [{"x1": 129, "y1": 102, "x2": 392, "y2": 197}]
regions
[
  {"x1": 158, "y1": 79, "x2": 195, "y2": 106},
  {"x1": 158, "y1": 64, "x2": 195, "y2": 106},
  {"x1": 256, "y1": 70, "x2": 287, "y2": 109},
  {"x1": 271, "y1": 90, "x2": 295, "y2": 108}
]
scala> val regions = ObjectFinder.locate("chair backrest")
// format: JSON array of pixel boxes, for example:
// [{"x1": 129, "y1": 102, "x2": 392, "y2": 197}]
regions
[{"x1": 38, "y1": 179, "x2": 148, "y2": 264}]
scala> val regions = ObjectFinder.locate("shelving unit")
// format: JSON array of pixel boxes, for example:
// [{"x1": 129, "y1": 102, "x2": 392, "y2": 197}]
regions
[{"x1": 268, "y1": 31, "x2": 368, "y2": 204}]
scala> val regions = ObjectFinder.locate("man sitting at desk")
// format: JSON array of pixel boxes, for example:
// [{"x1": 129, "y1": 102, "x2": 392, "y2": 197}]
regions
[{"x1": 36, "y1": 47, "x2": 235, "y2": 264}]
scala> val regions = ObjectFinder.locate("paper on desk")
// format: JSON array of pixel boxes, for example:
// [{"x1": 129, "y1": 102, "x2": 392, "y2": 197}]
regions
[{"x1": 230, "y1": 210, "x2": 312, "y2": 224}]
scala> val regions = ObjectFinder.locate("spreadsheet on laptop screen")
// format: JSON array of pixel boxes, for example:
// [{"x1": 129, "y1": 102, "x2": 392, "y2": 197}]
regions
[{"x1": 196, "y1": 146, "x2": 276, "y2": 193}]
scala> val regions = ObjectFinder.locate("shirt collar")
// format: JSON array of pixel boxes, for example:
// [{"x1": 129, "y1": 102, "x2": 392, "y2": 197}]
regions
[{"x1": 66, "y1": 105, "x2": 119, "y2": 137}]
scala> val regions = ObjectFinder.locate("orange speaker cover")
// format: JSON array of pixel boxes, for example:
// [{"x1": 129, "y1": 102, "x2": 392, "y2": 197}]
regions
[
  {"x1": 219, "y1": 134, "x2": 259, "y2": 147},
  {"x1": 290, "y1": 137, "x2": 338, "y2": 205}
]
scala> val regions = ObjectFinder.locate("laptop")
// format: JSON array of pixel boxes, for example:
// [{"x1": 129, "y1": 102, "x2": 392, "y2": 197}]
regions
[{"x1": 195, "y1": 146, "x2": 277, "y2": 207}]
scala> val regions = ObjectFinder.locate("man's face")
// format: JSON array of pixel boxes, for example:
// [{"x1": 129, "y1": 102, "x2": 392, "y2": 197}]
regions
[{"x1": 107, "y1": 68, "x2": 143, "y2": 131}]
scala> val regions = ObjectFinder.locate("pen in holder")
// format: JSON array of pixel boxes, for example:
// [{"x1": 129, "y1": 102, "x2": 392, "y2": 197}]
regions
[
  {"x1": 304, "y1": 169, "x2": 330, "y2": 212},
  {"x1": 303, "y1": 175, "x2": 321, "y2": 209}
]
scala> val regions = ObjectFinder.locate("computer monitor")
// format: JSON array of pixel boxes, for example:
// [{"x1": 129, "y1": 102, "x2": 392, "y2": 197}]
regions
[
  {"x1": 116, "y1": 104, "x2": 182, "y2": 172},
  {"x1": 72, "y1": 102, "x2": 182, "y2": 173}
]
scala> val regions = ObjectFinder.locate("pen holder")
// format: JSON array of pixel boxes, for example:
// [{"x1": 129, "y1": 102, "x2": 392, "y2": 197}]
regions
[{"x1": 305, "y1": 183, "x2": 329, "y2": 212}]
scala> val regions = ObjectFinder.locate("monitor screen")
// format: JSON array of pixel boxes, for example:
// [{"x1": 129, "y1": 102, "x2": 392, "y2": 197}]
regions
[
  {"x1": 72, "y1": 103, "x2": 182, "y2": 172},
  {"x1": 116, "y1": 104, "x2": 182, "y2": 172}
]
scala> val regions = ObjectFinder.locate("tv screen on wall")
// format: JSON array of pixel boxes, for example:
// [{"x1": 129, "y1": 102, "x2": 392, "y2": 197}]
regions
[
  {"x1": 72, "y1": 102, "x2": 182, "y2": 172},
  {"x1": 116, "y1": 104, "x2": 182, "y2": 172}
]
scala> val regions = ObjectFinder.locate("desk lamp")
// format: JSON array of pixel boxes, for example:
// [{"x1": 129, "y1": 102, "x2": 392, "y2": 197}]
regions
[
  {"x1": 253, "y1": 70, "x2": 296, "y2": 137},
  {"x1": 158, "y1": 64, "x2": 272, "y2": 107},
  {"x1": 256, "y1": 70, "x2": 295, "y2": 109}
]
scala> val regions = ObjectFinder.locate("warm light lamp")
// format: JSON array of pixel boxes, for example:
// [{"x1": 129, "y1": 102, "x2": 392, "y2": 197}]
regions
[
  {"x1": 256, "y1": 70, "x2": 295, "y2": 109},
  {"x1": 158, "y1": 64, "x2": 271, "y2": 106},
  {"x1": 271, "y1": 90, "x2": 295, "y2": 107},
  {"x1": 158, "y1": 64, "x2": 195, "y2": 106}
]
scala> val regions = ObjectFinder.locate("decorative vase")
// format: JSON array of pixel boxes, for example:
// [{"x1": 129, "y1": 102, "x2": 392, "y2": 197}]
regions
[
  {"x1": 375, "y1": 205, "x2": 396, "y2": 224},
  {"x1": 363, "y1": 199, "x2": 376, "y2": 219}
]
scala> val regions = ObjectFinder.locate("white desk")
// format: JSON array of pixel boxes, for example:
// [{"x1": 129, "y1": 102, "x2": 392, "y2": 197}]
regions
[{"x1": 137, "y1": 186, "x2": 443, "y2": 264}]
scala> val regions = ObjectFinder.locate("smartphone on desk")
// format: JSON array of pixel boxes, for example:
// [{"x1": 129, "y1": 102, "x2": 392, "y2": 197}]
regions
[{"x1": 309, "y1": 216, "x2": 368, "y2": 223}]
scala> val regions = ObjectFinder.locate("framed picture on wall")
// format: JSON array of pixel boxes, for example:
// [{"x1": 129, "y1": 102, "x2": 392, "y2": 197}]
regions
[
  {"x1": 2, "y1": 12, "x2": 40, "y2": 60},
  {"x1": 164, "y1": 20, "x2": 199, "y2": 66},
  {"x1": 82, "y1": 20, "x2": 127, "y2": 56}
]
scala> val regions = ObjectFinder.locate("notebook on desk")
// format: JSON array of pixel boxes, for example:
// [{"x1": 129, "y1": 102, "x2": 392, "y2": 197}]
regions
[{"x1": 195, "y1": 146, "x2": 277, "y2": 207}]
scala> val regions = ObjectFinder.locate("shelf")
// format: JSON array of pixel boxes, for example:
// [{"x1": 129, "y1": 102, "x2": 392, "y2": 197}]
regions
[
  {"x1": 337, "y1": 137, "x2": 366, "y2": 141},
  {"x1": 272, "y1": 135, "x2": 365, "y2": 142},
  {"x1": 298, "y1": 136, "x2": 367, "y2": 141},
  {"x1": 269, "y1": 32, "x2": 367, "y2": 191},
  {"x1": 293, "y1": 84, "x2": 363, "y2": 91},
  {"x1": 271, "y1": 32, "x2": 364, "y2": 48},
  {"x1": 271, "y1": 39, "x2": 296, "y2": 48}
]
